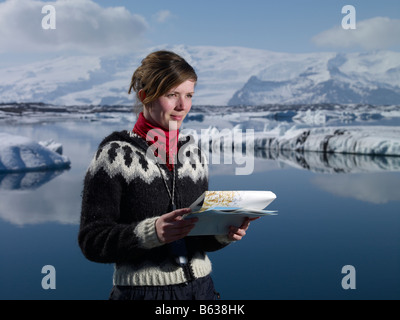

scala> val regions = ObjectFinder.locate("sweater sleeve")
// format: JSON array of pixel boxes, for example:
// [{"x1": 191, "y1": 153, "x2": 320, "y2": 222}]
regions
[{"x1": 78, "y1": 166, "x2": 163, "y2": 264}]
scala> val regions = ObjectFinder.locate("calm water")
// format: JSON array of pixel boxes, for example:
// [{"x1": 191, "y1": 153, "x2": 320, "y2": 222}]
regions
[{"x1": 0, "y1": 113, "x2": 399, "y2": 300}]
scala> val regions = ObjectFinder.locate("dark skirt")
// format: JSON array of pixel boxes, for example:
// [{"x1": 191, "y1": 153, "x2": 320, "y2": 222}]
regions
[{"x1": 109, "y1": 275, "x2": 219, "y2": 300}]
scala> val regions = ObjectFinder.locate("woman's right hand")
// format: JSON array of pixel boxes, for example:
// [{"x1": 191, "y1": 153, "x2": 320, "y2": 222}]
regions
[{"x1": 155, "y1": 208, "x2": 198, "y2": 244}]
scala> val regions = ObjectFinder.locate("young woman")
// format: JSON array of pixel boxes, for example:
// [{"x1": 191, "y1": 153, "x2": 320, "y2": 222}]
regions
[{"x1": 78, "y1": 50, "x2": 254, "y2": 300}]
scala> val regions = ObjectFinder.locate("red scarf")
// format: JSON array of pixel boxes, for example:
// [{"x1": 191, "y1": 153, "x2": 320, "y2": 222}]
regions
[{"x1": 133, "y1": 112, "x2": 179, "y2": 171}]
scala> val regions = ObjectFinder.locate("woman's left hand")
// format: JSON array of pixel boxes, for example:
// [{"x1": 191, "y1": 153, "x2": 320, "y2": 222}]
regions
[{"x1": 228, "y1": 217, "x2": 259, "y2": 241}]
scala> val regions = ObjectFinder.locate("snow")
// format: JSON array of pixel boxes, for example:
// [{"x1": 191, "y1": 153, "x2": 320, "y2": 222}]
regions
[
  {"x1": 0, "y1": 133, "x2": 71, "y2": 173},
  {"x1": 1, "y1": 45, "x2": 399, "y2": 106}
]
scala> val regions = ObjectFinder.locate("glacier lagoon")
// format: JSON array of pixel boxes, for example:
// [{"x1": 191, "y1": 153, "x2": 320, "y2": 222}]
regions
[{"x1": 0, "y1": 104, "x2": 399, "y2": 300}]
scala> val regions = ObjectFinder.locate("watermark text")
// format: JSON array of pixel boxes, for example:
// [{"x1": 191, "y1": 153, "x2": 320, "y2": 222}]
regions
[
  {"x1": 341, "y1": 265, "x2": 356, "y2": 290},
  {"x1": 342, "y1": 5, "x2": 356, "y2": 30},
  {"x1": 42, "y1": 5, "x2": 56, "y2": 30},
  {"x1": 41, "y1": 265, "x2": 56, "y2": 290}
]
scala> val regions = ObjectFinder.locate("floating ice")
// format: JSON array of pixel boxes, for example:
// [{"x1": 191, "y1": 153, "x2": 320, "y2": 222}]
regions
[
  {"x1": 254, "y1": 126, "x2": 400, "y2": 156},
  {"x1": 0, "y1": 133, "x2": 71, "y2": 173},
  {"x1": 196, "y1": 125, "x2": 400, "y2": 157}
]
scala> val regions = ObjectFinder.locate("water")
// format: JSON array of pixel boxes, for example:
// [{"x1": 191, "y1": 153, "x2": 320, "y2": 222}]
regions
[{"x1": 0, "y1": 110, "x2": 399, "y2": 300}]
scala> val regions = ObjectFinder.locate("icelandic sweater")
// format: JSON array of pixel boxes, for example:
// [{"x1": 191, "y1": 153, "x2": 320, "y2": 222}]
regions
[{"x1": 78, "y1": 130, "x2": 231, "y2": 286}]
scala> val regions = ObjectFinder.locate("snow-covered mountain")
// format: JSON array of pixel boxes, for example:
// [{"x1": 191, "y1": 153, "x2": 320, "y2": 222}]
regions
[
  {"x1": 229, "y1": 51, "x2": 400, "y2": 105},
  {"x1": 1, "y1": 45, "x2": 399, "y2": 106}
]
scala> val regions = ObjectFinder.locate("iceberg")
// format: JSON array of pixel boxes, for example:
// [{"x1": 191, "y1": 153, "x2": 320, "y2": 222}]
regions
[
  {"x1": 0, "y1": 132, "x2": 71, "y2": 173},
  {"x1": 193, "y1": 125, "x2": 400, "y2": 174},
  {"x1": 253, "y1": 126, "x2": 400, "y2": 156},
  {"x1": 195, "y1": 125, "x2": 400, "y2": 157}
]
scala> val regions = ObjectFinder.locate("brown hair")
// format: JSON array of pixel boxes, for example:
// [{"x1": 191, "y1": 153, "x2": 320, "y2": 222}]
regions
[{"x1": 129, "y1": 50, "x2": 197, "y2": 112}]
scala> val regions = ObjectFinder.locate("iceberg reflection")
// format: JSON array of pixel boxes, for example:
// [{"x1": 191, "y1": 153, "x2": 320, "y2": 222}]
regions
[
  {"x1": 311, "y1": 173, "x2": 400, "y2": 204},
  {"x1": 202, "y1": 139, "x2": 400, "y2": 174},
  {"x1": 0, "y1": 169, "x2": 69, "y2": 191},
  {"x1": 254, "y1": 149, "x2": 400, "y2": 174}
]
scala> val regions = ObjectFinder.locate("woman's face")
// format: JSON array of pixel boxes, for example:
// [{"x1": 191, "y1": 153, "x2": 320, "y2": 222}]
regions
[{"x1": 143, "y1": 80, "x2": 195, "y2": 131}]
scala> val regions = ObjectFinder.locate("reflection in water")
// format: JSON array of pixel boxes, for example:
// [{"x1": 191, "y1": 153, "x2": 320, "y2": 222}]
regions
[
  {"x1": 1, "y1": 116, "x2": 399, "y2": 300},
  {"x1": 0, "y1": 169, "x2": 69, "y2": 191},
  {"x1": 1, "y1": 132, "x2": 399, "y2": 226},
  {"x1": 254, "y1": 148, "x2": 400, "y2": 174},
  {"x1": 312, "y1": 173, "x2": 400, "y2": 204},
  {"x1": 197, "y1": 129, "x2": 400, "y2": 174},
  {"x1": 206, "y1": 147, "x2": 400, "y2": 206},
  {"x1": 203, "y1": 138, "x2": 400, "y2": 174},
  {"x1": 0, "y1": 168, "x2": 80, "y2": 226}
]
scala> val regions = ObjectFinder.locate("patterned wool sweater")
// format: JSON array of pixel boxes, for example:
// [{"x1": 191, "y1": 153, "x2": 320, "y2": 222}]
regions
[{"x1": 78, "y1": 130, "x2": 231, "y2": 286}]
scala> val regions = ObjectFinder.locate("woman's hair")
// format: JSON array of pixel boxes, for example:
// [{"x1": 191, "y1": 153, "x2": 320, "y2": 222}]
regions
[{"x1": 129, "y1": 50, "x2": 197, "y2": 113}]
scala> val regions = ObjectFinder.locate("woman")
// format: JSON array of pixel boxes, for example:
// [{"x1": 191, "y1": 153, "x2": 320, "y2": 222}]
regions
[{"x1": 78, "y1": 50, "x2": 254, "y2": 300}]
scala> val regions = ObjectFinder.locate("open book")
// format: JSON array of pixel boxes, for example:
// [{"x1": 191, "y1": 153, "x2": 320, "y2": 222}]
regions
[{"x1": 185, "y1": 190, "x2": 277, "y2": 236}]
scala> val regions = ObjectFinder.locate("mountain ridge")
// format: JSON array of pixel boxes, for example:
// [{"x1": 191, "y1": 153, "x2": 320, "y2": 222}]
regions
[{"x1": 1, "y1": 45, "x2": 399, "y2": 106}]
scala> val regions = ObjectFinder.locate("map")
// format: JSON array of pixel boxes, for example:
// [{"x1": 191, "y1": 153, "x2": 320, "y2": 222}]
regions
[{"x1": 186, "y1": 190, "x2": 277, "y2": 236}]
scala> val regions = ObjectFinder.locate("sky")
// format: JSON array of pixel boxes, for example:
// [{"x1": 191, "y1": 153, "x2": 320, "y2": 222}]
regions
[{"x1": 0, "y1": 0, "x2": 400, "y2": 67}]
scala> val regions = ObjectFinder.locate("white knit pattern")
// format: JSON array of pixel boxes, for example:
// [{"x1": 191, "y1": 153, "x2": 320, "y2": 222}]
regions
[
  {"x1": 87, "y1": 135, "x2": 208, "y2": 184},
  {"x1": 134, "y1": 217, "x2": 163, "y2": 249},
  {"x1": 88, "y1": 141, "x2": 163, "y2": 184},
  {"x1": 113, "y1": 252, "x2": 212, "y2": 286},
  {"x1": 177, "y1": 136, "x2": 208, "y2": 183},
  {"x1": 86, "y1": 132, "x2": 213, "y2": 286}
]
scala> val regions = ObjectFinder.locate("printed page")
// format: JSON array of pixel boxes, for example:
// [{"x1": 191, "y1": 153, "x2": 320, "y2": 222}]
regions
[
  {"x1": 186, "y1": 190, "x2": 277, "y2": 236},
  {"x1": 190, "y1": 190, "x2": 276, "y2": 213}
]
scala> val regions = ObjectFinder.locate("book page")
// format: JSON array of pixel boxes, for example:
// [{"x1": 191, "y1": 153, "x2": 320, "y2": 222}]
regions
[
  {"x1": 186, "y1": 190, "x2": 277, "y2": 236},
  {"x1": 190, "y1": 190, "x2": 276, "y2": 213}
]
